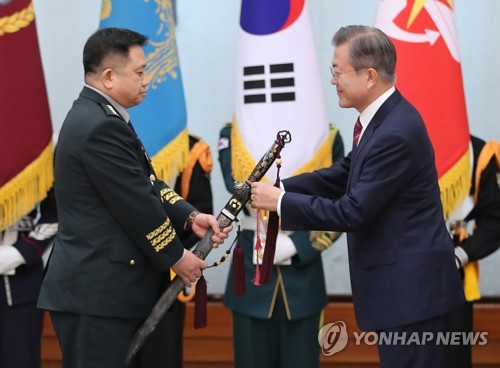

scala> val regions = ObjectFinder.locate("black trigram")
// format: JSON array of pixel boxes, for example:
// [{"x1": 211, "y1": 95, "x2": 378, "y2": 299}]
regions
[{"x1": 243, "y1": 63, "x2": 295, "y2": 104}]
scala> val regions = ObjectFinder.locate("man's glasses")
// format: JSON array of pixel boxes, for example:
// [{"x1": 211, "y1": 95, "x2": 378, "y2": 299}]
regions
[{"x1": 329, "y1": 66, "x2": 363, "y2": 80}]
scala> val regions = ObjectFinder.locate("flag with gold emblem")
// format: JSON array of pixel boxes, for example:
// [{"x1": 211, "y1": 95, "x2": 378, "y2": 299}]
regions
[
  {"x1": 375, "y1": 0, "x2": 471, "y2": 217},
  {"x1": 0, "y1": 0, "x2": 54, "y2": 231},
  {"x1": 231, "y1": 0, "x2": 334, "y2": 182},
  {"x1": 100, "y1": 0, "x2": 189, "y2": 182}
]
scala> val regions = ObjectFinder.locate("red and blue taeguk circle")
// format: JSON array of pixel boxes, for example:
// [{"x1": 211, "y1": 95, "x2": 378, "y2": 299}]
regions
[{"x1": 240, "y1": 0, "x2": 305, "y2": 35}]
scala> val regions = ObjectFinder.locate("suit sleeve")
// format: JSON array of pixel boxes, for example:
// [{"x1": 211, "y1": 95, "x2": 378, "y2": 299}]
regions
[
  {"x1": 82, "y1": 118, "x2": 190, "y2": 270},
  {"x1": 283, "y1": 152, "x2": 351, "y2": 200},
  {"x1": 282, "y1": 131, "x2": 414, "y2": 232}
]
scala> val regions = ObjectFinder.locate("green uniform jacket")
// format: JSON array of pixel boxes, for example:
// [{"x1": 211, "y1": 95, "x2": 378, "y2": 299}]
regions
[
  {"x1": 219, "y1": 124, "x2": 344, "y2": 320},
  {"x1": 38, "y1": 87, "x2": 195, "y2": 319}
]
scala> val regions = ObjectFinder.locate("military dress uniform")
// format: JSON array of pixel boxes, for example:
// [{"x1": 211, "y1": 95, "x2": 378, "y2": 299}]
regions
[
  {"x1": 218, "y1": 123, "x2": 344, "y2": 368},
  {"x1": 37, "y1": 87, "x2": 199, "y2": 367},
  {"x1": 0, "y1": 188, "x2": 57, "y2": 368}
]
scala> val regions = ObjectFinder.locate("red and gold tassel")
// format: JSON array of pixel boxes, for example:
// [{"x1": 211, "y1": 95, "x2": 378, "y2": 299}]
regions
[
  {"x1": 252, "y1": 211, "x2": 263, "y2": 286},
  {"x1": 260, "y1": 210, "x2": 278, "y2": 284},
  {"x1": 259, "y1": 154, "x2": 282, "y2": 284}
]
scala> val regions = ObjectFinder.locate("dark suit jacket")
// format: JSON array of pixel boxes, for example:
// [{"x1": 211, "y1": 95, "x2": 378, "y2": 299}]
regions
[
  {"x1": 281, "y1": 89, "x2": 465, "y2": 330},
  {"x1": 38, "y1": 87, "x2": 195, "y2": 319}
]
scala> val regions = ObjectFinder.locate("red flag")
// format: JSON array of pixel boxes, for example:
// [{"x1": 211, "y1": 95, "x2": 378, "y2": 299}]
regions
[
  {"x1": 375, "y1": 0, "x2": 470, "y2": 217},
  {"x1": 0, "y1": 0, "x2": 53, "y2": 231}
]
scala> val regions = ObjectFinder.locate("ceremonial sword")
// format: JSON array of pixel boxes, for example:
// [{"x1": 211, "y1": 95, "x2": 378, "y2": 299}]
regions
[{"x1": 126, "y1": 130, "x2": 292, "y2": 365}]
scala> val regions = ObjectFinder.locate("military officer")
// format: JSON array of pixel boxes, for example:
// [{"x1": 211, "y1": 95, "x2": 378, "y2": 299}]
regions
[{"x1": 37, "y1": 28, "x2": 230, "y2": 368}]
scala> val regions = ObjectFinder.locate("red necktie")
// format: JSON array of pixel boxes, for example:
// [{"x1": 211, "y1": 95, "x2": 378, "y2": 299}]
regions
[{"x1": 352, "y1": 117, "x2": 362, "y2": 149}]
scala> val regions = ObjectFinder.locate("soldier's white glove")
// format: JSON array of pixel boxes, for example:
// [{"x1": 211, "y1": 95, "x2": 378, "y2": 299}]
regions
[
  {"x1": 0, "y1": 245, "x2": 26, "y2": 275},
  {"x1": 454, "y1": 246, "x2": 469, "y2": 269},
  {"x1": 253, "y1": 232, "x2": 297, "y2": 266}
]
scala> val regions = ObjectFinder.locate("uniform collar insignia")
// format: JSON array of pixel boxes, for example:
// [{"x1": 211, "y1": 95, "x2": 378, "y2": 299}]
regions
[{"x1": 107, "y1": 104, "x2": 119, "y2": 116}]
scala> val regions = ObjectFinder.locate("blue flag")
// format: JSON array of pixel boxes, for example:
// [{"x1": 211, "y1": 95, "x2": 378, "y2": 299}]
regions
[{"x1": 100, "y1": 0, "x2": 189, "y2": 181}]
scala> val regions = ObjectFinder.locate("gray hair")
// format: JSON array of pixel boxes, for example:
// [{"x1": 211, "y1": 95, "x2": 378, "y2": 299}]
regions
[{"x1": 332, "y1": 25, "x2": 396, "y2": 84}]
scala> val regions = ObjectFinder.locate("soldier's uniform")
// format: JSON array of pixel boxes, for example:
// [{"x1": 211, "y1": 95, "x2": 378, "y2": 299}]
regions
[
  {"x1": 0, "y1": 188, "x2": 57, "y2": 368},
  {"x1": 37, "y1": 87, "x2": 198, "y2": 367}
]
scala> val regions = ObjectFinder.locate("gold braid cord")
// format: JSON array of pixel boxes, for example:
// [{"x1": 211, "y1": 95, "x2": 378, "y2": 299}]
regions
[
  {"x1": 0, "y1": 3, "x2": 35, "y2": 36},
  {"x1": 310, "y1": 230, "x2": 342, "y2": 251}
]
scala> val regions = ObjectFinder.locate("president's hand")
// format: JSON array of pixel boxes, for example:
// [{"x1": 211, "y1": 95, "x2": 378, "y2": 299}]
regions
[
  {"x1": 171, "y1": 250, "x2": 207, "y2": 286},
  {"x1": 191, "y1": 213, "x2": 232, "y2": 248},
  {"x1": 250, "y1": 182, "x2": 282, "y2": 212}
]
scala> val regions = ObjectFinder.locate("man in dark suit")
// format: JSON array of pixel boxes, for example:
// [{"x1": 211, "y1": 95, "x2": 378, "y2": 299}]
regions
[
  {"x1": 250, "y1": 25, "x2": 465, "y2": 368},
  {"x1": 37, "y1": 28, "x2": 230, "y2": 368}
]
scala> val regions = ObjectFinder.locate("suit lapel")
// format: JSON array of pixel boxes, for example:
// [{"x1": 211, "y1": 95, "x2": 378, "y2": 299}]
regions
[{"x1": 346, "y1": 89, "x2": 403, "y2": 190}]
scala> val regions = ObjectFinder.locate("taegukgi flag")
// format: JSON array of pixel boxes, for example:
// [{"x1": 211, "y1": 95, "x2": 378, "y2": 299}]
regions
[
  {"x1": 100, "y1": 0, "x2": 189, "y2": 182},
  {"x1": 0, "y1": 0, "x2": 54, "y2": 231},
  {"x1": 375, "y1": 0, "x2": 471, "y2": 217},
  {"x1": 231, "y1": 0, "x2": 334, "y2": 182}
]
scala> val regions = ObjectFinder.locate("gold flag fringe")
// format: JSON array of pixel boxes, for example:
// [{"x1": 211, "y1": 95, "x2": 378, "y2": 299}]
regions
[
  {"x1": 438, "y1": 147, "x2": 471, "y2": 219},
  {"x1": 231, "y1": 118, "x2": 335, "y2": 182},
  {"x1": 291, "y1": 127, "x2": 336, "y2": 177},
  {"x1": 151, "y1": 128, "x2": 189, "y2": 183},
  {"x1": 0, "y1": 140, "x2": 54, "y2": 232}
]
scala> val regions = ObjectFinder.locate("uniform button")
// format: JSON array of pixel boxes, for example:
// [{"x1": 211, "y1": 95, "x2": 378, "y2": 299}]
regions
[
  {"x1": 130, "y1": 259, "x2": 136, "y2": 266},
  {"x1": 150, "y1": 174, "x2": 156, "y2": 181}
]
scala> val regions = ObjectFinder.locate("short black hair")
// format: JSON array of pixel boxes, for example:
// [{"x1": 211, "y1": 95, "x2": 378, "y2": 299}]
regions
[{"x1": 83, "y1": 27, "x2": 148, "y2": 75}]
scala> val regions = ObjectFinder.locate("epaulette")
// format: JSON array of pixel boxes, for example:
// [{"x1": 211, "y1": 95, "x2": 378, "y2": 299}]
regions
[{"x1": 99, "y1": 103, "x2": 122, "y2": 119}]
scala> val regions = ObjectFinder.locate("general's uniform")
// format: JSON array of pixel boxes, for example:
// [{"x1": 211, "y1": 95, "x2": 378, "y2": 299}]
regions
[
  {"x1": 0, "y1": 188, "x2": 57, "y2": 368},
  {"x1": 219, "y1": 123, "x2": 344, "y2": 368},
  {"x1": 37, "y1": 87, "x2": 197, "y2": 367}
]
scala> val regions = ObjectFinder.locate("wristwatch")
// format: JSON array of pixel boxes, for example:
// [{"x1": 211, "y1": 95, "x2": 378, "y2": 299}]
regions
[{"x1": 185, "y1": 210, "x2": 200, "y2": 231}]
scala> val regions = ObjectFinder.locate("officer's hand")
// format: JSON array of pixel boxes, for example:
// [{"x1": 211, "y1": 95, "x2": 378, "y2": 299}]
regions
[
  {"x1": 192, "y1": 213, "x2": 232, "y2": 248},
  {"x1": 171, "y1": 250, "x2": 207, "y2": 287}
]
